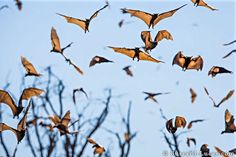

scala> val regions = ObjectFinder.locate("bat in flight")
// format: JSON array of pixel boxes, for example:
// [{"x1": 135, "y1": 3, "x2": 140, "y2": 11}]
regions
[
  {"x1": 222, "y1": 50, "x2": 236, "y2": 59},
  {"x1": 88, "y1": 138, "x2": 106, "y2": 155},
  {"x1": 118, "y1": 19, "x2": 134, "y2": 28},
  {"x1": 221, "y1": 109, "x2": 236, "y2": 134},
  {"x1": 187, "y1": 137, "x2": 196, "y2": 147},
  {"x1": 214, "y1": 146, "x2": 230, "y2": 157},
  {"x1": 172, "y1": 51, "x2": 203, "y2": 71},
  {"x1": 189, "y1": 88, "x2": 197, "y2": 103},
  {"x1": 166, "y1": 116, "x2": 187, "y2": 134},
  {"x1": 72, "y1": 88, "x2": 88, "y2": 104},
  {"x1": 108, "y1": 46, "x2": 164, "y2": 63},
  {"x1": 121, "y1": 4, "x2": 187, "y2": 28},
  {"x1": 187, "y1": 119, "x2": 205, "y2": 129},
  {"x1": 21, "y1": 56, "x2": 41, "y2": 77},
  {"x1": 15, "y1": 0, "x2": 22, "y2": 11},
  {"x1": 191, "y1": 0, "x2": 218, "y2": 11},
  {"x1": 208, "y1": 66, "x2": 232, "y2": 77},
  {"x1": 200, "y1": 144, "x2": 211, "y2": 157},
  {"x1": 57, "y1": 4, "x2": 108, "y2": 33},
  {"x1": 143, "y1": 91, "x2": 170, "y2": 104},
  {"x1": 123, "y1": 65, "x2": 133, "y2": 77},
  {"x1": 89, "y1": 56, "x2": 113, "y2": 67},
  {"x1": 0, "y1": 101, "x2": 31, "y2": 143},
  {"x1": 0, "y1": 5, "x2": 8, "y2": 11},
  {"x1": 141, "y1": 30, "x2": 173, "y2": 52},
  {"x1": 223, "y1": 40, "x2": 236, "y2": 46}
]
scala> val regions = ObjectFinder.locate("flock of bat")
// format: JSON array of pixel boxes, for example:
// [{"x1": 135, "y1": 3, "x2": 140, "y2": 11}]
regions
[{"x1": 0, "y1": 0, "x2": 235, "y2": 156}]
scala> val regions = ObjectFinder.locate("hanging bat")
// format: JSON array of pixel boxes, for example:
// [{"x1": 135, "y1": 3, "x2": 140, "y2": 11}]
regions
[
  {"x1": 143, "y1": 91, "x2": 170, "y2": 103},
  {"x1": 191, "y1": 0, "x2": 218, "y2": 11},
  {"x1": 166, "y1": 116, "x2": 186, "y2": 133},
  {"x1": 190, "y1": 88, "x2": 197, "y2": 103},
  {"x1": 89, "y1": 56, "x2": 113, "y2": 67},
  {"x1": 123, "y1": 65, "x2": 133, "y2": 77},
  {"x1": 118, "y1": 19, "x2": 134, "y2": 28},
  {"x1": 187, "y1": 137, "x2": 196, "y2": 147},
  {"x1": 223, "y1": 40, "x2": 236, "y2": 46},
  {"x1": 21, "y1": 56, "x2": 41, "y2": 77},
  {"x1": 108, "y1": 46, "x2": 164, "y2": 63},
  {"x1": 208, "y1": 66, "x2": 232, "y2": 77},
  {"x1": 172, "y1": 51, "x2": 203, "y2": 71},
  {"x1": 0, "y1": 5, "x2": 9, "y2": 11},
  {"x1": 0, "y1": 102, "x2": 31, "y2": 143},
  {"x1": 200, "y1": 144, "x2": 211, "y2": 157},
  {"x1": 222, "y1": 50, "x2": 236, "y2": 59},
  {"x1": 15, "y1": 0, "x2": 22, "y2": 11},
  {"x1": 121, "y1": 4, "x2": 187, "y2": 28},
  {"x1": 214, "y1": 146, "x2": 229, "y2": 157},
  {"x1": 141, "y1": 30, "x2": 173, "y2": 51},
  {"x1": 72, "y1": 88, "x2": 88, "y2": 104},
  {"x1": 187, "y1": 119, "x2": 205, "y2": 129},
  {"x1": 57, "y1": 4, "x2": 108, "y2": 33},
  {"x1": 88, "y1": 138, "x2": 106, "y2": 155},
  {"x1": 221, "y1": 109, "x2": 236, "y2": 134}
]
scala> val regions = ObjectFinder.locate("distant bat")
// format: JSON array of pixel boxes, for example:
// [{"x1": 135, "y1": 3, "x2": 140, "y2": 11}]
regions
[
  {"x1": 166, "y1": 116, "x2": 186, "y2": 134},
  {"x1": 221, "y1": 109, "x2": 236, "y2": 134},
  {"x1": 108, "y1": 46, "x2": 164, "y2": 63},
  {"x1": 121, "y1": 4, "x2": 187, "y2": 28},
  {"x1": 172, "y1": 51, "x2": 203, "y2": 71},
  {"x1": 88, "y1": 138, "x2": 106, "y2": 155},
  {"x1": 208, "y1": 66, "x2": 232, "y2": 77},
  {"x1": 200, "y1": 144, "x2": 211, "y2": 157},
  {"x1": 39, "y1": 121, "x2": 54, "y2": 132},
  {"x1": 0, "y1": 5, "x2": 9, "y2": 11},
  {"x1": 118, "y1": 19, "x2": 134, "y2": 28},
  {"x1": 214, "y1": 146, "x2": 229, "y2": 157},
  {"x1": 191, "y1": 0, "x2": 218, "y2": 11},
  {"x1": 190, "y1": 88, "x2": 197, "y2": 103},
  {"x1": 0, "y1": 102, "x2": 31, "y2": 143},
  {"x1": 21, "y1": 56, "x2": 41, "y2": 77},
  {"x1": 15, "y1": 0, "x2": 22, "y2": 11},
  {"x1": 72, "y1": 88, "x2": 88, "y2": 104},
  {"x1": 57, "y1": 4, "x2": 108, "y2": 33},
  {"x1": 187, "y1": 137, "x2": 196, "y2": 147},
  {"x1": 223, "y1": 40, "x2": 236, "y2": 46},
  {"x1": 222, "y1": 50, "x2": 236, "y2": 59},
  {"x1": 143, "y1": 91, "x2": 170, "y2": 103},
  {"x1": 123, "y1": 65, "x2": 133, "y2": 77},
  {"x1": 187, "y1": 119, "x2": 205, "y2": 129},
  {"x1": 89, "y1": 56, "x2": 113, "y2": 67}
]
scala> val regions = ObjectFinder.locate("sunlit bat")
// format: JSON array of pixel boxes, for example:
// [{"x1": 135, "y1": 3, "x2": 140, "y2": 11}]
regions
[
  {"x1": 123, "y1": 65, "x2": 133, "y2": 77},
  {"x1": 88, "y1": 138, "x2": 106, "y2": 155},
  {"x1": 166, "y1": 116, "x2": 187, "y2": 134},
  {"x1": 187, "y1": 119, "x2": 205, "y2": 129},
  {"x1": 221, "y1": 109, "x2": 236, "y2": 134},
  {"x1": 21, "y1": 56, "x2": 41, "y2": 77},
  {"x1": 141, "y1": 30, "x2": 173, "y2": 51},
  {"x1": 121, "y1": 4, "x2": 187, "y2": 28},
  {"x1": 200, "y1": 144, "x2": 211, "y2": 157},
  {"x1": 187, "y1": 137, "x2": 196, "y2": 147},
  {"x1": 108, "y1": 46, "x2": 164, "y2": 63},
  {"x1": 57, "y1": 4, "x2": 108, "y2": 33},
  {"x1": 214, "y1": 146, "x2": 229, "y2": 157},
  {"x1": 223, "y1": 40, "x2": 236, "y2": 46},
  {"x1": 189, "y1": 88, "x2": 197, "y2": 103},
  {"x1": 222, "y1": 50, "x2": 236, "y2": 59},
  {"x1": 15, "y1": 0, "x2": 22, "y2": 11},
  {"x1": 172, "y1": 51, "x2": 203, "y2": 71},
  {"x1": 72, "y1": 88, "x2": 88, "y2": 104},
  {"x1": 143, "y1": 91, "x2": 170, "y2": 103},
  {"x1": 208, "y1": 66, "x2": 232, "y2": 77},
  {"x1": 0, "y1": 5, "x2": 9, "y2": 11},
  {"x1": 0, "y1": 102, "x2": 31, "y2": 143},
  {"x1": 89, "y1": 56, "x2": 113, "y2": 67},
  {"x1": 118, "y1": 19, "x2": 134, "y2": 28},
  {"x1": 191, "y1": 0, "x2": 218, "y2": 11}
]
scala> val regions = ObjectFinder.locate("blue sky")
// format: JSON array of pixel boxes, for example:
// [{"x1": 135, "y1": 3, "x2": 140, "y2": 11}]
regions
[{"x1": 0, "y1": 0, "x2": 235, "y2": 156}]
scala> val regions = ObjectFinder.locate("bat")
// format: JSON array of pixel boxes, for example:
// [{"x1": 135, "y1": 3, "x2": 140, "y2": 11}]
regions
[
  {"x1": 88, "y1": 138, "x2": 106, "y2": 155},
  {"x1": 189, "y1": 88, "x2": 197, "y2": 103},
  {"x1": 72, "y1": 88, "x2": 88, "y2": 104},
  {"x1": 89, "y1": 56, "x2": 113, "y2": 67},
  {"x1": 0, "y1": 5, "x2": 9, "y2": 11},
  {"x1": 221, "y1": 109, "x2": 236, "y2": 134},
  {"x1": 118, "y1": 19, "x2": 134, "y2": 28},
  {"x1": 39, "y1": 121, "x2": 54, "y2": 132},
  {"x1": 143, "y1": 91, "x2": 170, "y2": 103},
  {"x1": 222, "y1": 50, "x2": 236, "y2": 59},
  {"x1": 123, "y1": 65, "x2": 133, "y2": 77},
  {"x1": 57, "y1": 4, "x2": 108, "y2": 33},
  {"x1": 141, "y1": 30, "x2": 173, "y2": 51},
  {"x1": 187, "y1": 137, "x2": 196, "y2": 147},
  {"x1": 166, "y1": 116, "x2": 186, "y2": 133},
  {"x1": 0, "y1": 102, "x2": 31, "y2": 143},
  {"x1": 26, "y1": 118, "x2": 37, "y2": 127},
  {"x1": 187, "y1": 119, "x2": 205, "y2": 129},
  {"x1": 21, "y1": 56, "x2": 41, "y2": 77},
  {"x1": 223, "y1": 40, "x2": 236, "y2": 46},
  {"x1": 191, "y1": 0, "x2": 218, "y2": 11},
  {"x1": 208, "y1": 66, "x2": 232, "y2": 77},
  {"x1": 172, "y1": 51, "x2": 203, "y2": 71},
  {"x1": 229, "y1": 148, "x2": 236, "y2": 154},
  {"x1": 15, "y1": 0, "x2": 22, "y2": 11},
  {"x1": 108, "y1": 46, "x2": 164, "y2": 63},
  {"x1": 200, "y1": 144, "x2": 211, "y2": 157},
  {"x1": 214, "y1": 146, "x2": 229, "y2": 157},
  {"x1": 121, "y1": 4, "x2": 187, "y2": 28},
  {"x1": 204, "y1": 87, "x2": 216, "y2": 106}
]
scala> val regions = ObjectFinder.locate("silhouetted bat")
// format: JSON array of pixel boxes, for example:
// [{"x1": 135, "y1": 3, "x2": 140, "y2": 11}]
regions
[
  {"x1": 88, "y1": 138, "x2": 106, "y2": 155},
  {"x1": 118, "y1": 19, "x2": 134, "y2": 28},
  {"x1": 89, "y1": 56, "x2": 113, "y2": 67},
  {"x1": 21, "y1": 56, "x2": 41, "y2": 77},
  {"x1": 15, "y1": 0, "x2": 22, "y2": 11},
  {"x1": 221, "y1": 109, "x2": 236, "y2": 134},
  {"x1": 108, "y1": 46, "x2": 164, "y2": 63},
  {"x1": 0, "y1": 102, "x2": 31, "y2": 143},
  {"x1": 57, "y1": 4, "x2": 108, "y2": 33},
  {"x1": 214, "y1": 146, "x2": 229, "y2": 157},
  {"x1": 121, "y1": 4, "x2": 187, "y2": 28},
  {"x1": 72, "y1": 88, "x2": 88, "y2": 104},
  {"x1": 208, "y1": 66, "x2": 232, "y2": 77},
  {"x1": 143, "y1": 91, "x2": 170, "y2": 103},
  {"x1": 187, "y1": 119, "x2": 205, "y2": 129},
  {"x1": 223, "y1": 40, "x2": 236, "y2": 46},
  {"x1": 141, "y1": 30, "x2": 173, "y2": 51},
  {"x1": 222, "y1": 50, "x2": 236, "y2": 59},
  {"x1": 166, "y1": 116, "x2": 186, "y2": 134},
  {"x1": 200, "y1": 144, "x2": 211, "y2": 157},
  {"x1": 187, "y1": 137, "x2": 196, "y2": 147},
  {"x1": 172, "y1": 51, "x2": 203, "y2": 71},
  {"x1": 0, "y1": 5, "x2": 9, "y2": 11},
  {"x1": 229, "y1": 148, "x2": 236, "y2": 155},
  {"x1": 191, "y1": 0, "x2": 218, "y2": 11},
  {"x1": 123, "y1": 65, "x2": 133, "y2": 77},
  {"x1": 189, "y1": 88, "x2": 197, "y2": 103}
]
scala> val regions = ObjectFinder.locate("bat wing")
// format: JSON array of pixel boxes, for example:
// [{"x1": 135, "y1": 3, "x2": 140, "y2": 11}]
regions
[
  {"x1": 0, "y1": 123, "x2": 18, "y2": 140},
  {"x1": 62, "y1": 110, "x2": 71, "y2": 127},
  {"x1": 154, "y1": 30, "x2": 173, "y2": 43},
  {"x1": 141, "y1": 31, "x2": 152, "y2": 43},
  {"x1": 222, "y1": 50, "x2": 236, "y2": 59},
  {"x1": 88, "y1": 138, "x2": 97, "y2": 145},
  {"x1": 51, "y1": 27, "x2": 61, "y2": 52},
  {"x1": 223, "y1": 40, "x2": 236, "y2": 46},
  {"x1": 172, "y1": 51, "x2": 186, "y2": 68},
  {"x1": 166, "y1": 119, "x2": 177, "y2": 133},
  {"x1": 20, "y1": 88, "x2": 44, "y2": 101},
  {"x1": 139, "y1": 51, "x2": 164, "y2": 63},
  {"x1": 190, "y1": 88, "x2": 197, "y2": 103},
  {"x1": 17, "y1": 102, "x2": 31, "y2": 131},
  {"x1": 89, "y1": 4, "x2": 108, "y2": 21},
  {"x1": 217, "y1": 90, "x2": 234, "y2": 107},
  {"x1": 121, "y1": 8, "x2": 152, "y2": 27},
  {"x1": 153, "y1": 4, "x2": 187, "y2": 27},
  {"x1": 197, "y1": 0, "x2": 218, "y2": 11},
  {"x1": 214, "y1": 146, "x2": 229, "y2": 157},
  {"x1": 175, "y1": 116, "x2": 187, "y2": 128},
  {"x1": 123, "y1": 66, "x2": 133, "y2": 77},
  {"x1": 49, "y1": 114, "x2": 61, "y2": 126},
  {"x1": 21, "y1": 56, "x2": 41, "y2": 76},
  {"x1": 0, "y1": 90, "x2": 18, "y2": 116},
  {"x1": 204, "y1": 87, "x2": 217, "y2": 107},
  {"x1": 89, "y1": 56, "x2": 113, "y2": 67},
  {"x1": 108, "y1": 46, "x2": 135, "y2": 59},
  {"x1": 71, "y1": 63, "x2": 84, "y2": 75},
  {"x1": 187, "y1": 56, "x2": 203, "y2": 70}
]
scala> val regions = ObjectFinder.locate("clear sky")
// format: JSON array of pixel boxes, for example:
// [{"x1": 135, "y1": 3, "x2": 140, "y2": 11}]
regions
[{"x1": 0, "y1": 0, "x2": 235, "y2": 156}]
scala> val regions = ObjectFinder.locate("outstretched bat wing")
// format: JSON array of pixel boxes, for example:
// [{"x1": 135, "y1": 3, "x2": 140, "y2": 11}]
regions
[
  {"x1": 139, "y1": 52, "x2": 164, "y2": 63},
  {"x1": 214, "y1": 146, "x2": 229, "y2": 157},
  {"x1": 89, "y1": 56, "x2": 113, "y2": 67},
  {"x1": 141, "y1": 31, "x2": 152, "y2": 43},
  {"x1": 216, "y1": 90, "x2": 234, "y2": 107},
  {"x1": 0, "y1": 90, "x2": 18, "y2": 116},
  {"x1": 19, "y1": 88, "x2": 44, "y2": 107},
  {"x1": 62, "y1": 110, "x2": 71, "y2": 127},
  {"x1": 108, "y1": 46, "x2": 135, "y2": 59},
  {"x1": 187, "y1": 56, "x2": 203, "y2": 70},
  {"x1": 172, "y1": 51, "x2": 186, "y2": 68},
  {"x1": 0, "y1": 123, "x2": 18, "y2": 140},
  {"x1": 89, "y1": 4, "x2": 108, "y2": 21},
  {"x1": 222, "y1": 50, "x2": 236, "y2": 59},
  {"x1": 21, "y1": 56, "x2": 41, "y2": 76},
  {"x1": 17, "y1": 102, "x2": 31, "y2": 131},
  {"x1": 155, "y1": 30, "x2": 173, "y2": 42},
  {"x1": 192, "y1": 0, "x2": 218, "y2": 11},
  {"x1": 203, "y1": 87, "x2": 217, "y2": 107},
  {"x1": 51, "y1": 27, "x2": 61, "y2": 52}
]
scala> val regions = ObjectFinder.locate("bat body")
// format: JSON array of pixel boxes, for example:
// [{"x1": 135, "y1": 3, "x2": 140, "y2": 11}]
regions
[
  {"x1": 191, "y1": 0, "x2": 218, "y2": 11},
  {"x1": 123, "y1": 65, "x2": 133, "y2": 77},
  {"x1": 200, "y1": 144, "x2": 211, "y2": 157},
  {"x1": 221, "y1": 109, "x2": 236, "y2": 134},
  {"x1": 108, "y1": 46, "x2": 164, "y2": 63},
  {"x1": 166, "y1": 116, "x2": 186, "y2": 133},
  {"x1": 190, "y1": 88, "x2": 197, "y2": 103},
  {"x1": 187, "y1": 119, "x2": 205, "y2": 129},
  {"x1": 222, "y1": 50, "x2": 236, "y2": 59},
  {"x1": 89, "y1": 56, "x2": 113, "y2": 67},
  {"x1": 88, "y1": 138, "x2": 105, "y2": 155},
  {"x1": 187, "y1": 137, "x2": 196, "y2": 147},
  {"x1": 15, "y1": 0, "x2": 22, "y2": 11},
  {"x1": 208, "y1": 66, "x2": 232, "y2": 77},
  {"x1": 72, "y1": 88, "x2": 88, "y2": 104},
  {"x1": 172, "y1": 51, "x2": 203, "y2": 71},
  {"x1": 121, "y1": 4, "x2": 187, "y2": 28},
  {"x1": 143, "y1": 91, "x2": 170, "y2": 103},
  {"x1": 21, "y1": 56, "x2": 41, "y2": 77}
]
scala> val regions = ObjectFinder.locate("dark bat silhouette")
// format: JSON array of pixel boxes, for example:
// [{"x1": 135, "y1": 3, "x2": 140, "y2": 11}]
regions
[
  {"x1": 190, "y1": 88, "x2": 197, "y2": 103},
  {"x1": 72, "y1": 88, "x2": 88, "y2": 104},
  {"x1": 229, "y1": 148, "x2": 236, "y2": 155},
  {"x1": 214, "y1": 146, "x2": 229, "y2": 157},
  {"x1": 187, "y1": 119, "x2": 205, "y2": 129},
  {"x1": 88, "y1": 138, "x2": 106, "y2": 155},
  {"x1": 123, "y1": 65, "x2": 133, "y2": 77},
  {"x1": 0, "y1": 5, "x2": 9, "y2": 11},
  {"x1": 143, "y1": 91, "x2": 170, "y2": 103},
  {"x1": 223, "y1": 40, "x2": 236, "y2": 46},
  {"x1": 141, "y1": 30, "x2": 173, "y2": 51},
  {"x1": 208, "y1": 66, "x2": 232, "y2": 77},
  {"x1": 166, "y1": 116, "x2": 186, "y2": 134},
  {"x1": 0, "y1": 102, "x2": 31, "y2": 143},
  {"x1": 118, "y1": 19, "x2": 134, "y2": 28},
  {"x1": 200, "y1": 144, "x2": 211, "y2": 157},
  {"x1": 222, "y1": 50, "x2": 236, "y2": 59},
  {"x1": 57, "y1": 4, "x2": 108, "y2": 33},
  {"x1": 121, "y1": 4, "x2": 187, "y2": 28},
  {"x1": 15, "y1": 0, "x2": 22, "y2": 11},
  {"x1": 172, "y1": 51, "x2": 203, "y2": 71},
  {"x1": 191, "y1": 0, "x2": 218, "y2": 11},
  {"x1": 108, "y1": 46, "x2": 164, "y2": 63},
  {"x1": 89, "y1": 56, "x2": 113, "y2": 67},
  {"x1": 21, "y1": 56, "x2": 41, "y2": 77},
  {"x1": 187, "y1": 137, "x2": 196, "y2": 147},
  {"x1": 221, "y1": 109, "x2": 236, "y2": 134}
]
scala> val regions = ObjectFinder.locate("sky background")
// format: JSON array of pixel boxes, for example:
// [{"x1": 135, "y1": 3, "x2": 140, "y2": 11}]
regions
[{"x1": 0, "y1": 0, "x2": 235, "y2": 156}]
